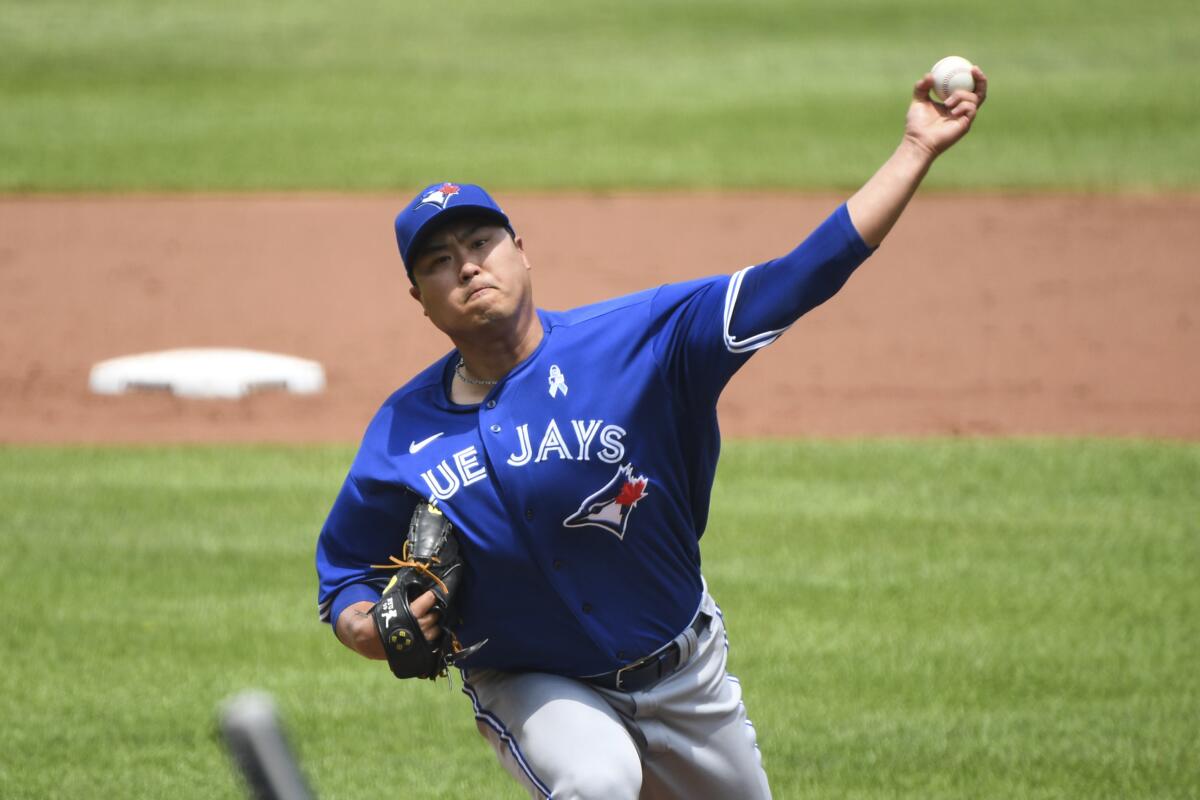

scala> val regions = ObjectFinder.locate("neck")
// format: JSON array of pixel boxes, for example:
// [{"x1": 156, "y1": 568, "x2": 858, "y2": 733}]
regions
[{"x1": 453, "y1": 306, "x2": 544, "y2": 384}]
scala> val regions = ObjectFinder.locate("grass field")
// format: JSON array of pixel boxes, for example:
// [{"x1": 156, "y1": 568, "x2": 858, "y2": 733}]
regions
[
  {"x1": 2, "y1": 2, "x2": 1198, "y2": 798},
  {"x1": 2, "y1": 0, "x2": 1198, "y2": 191},
  {"x1": 1, "y1": 441, "x2": 1196, "y2": 798}
]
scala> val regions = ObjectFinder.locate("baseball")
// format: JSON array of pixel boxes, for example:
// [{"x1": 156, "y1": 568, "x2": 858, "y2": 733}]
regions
[{"x1": 929, "y1": 55, "x2": 975, "y2": 103}]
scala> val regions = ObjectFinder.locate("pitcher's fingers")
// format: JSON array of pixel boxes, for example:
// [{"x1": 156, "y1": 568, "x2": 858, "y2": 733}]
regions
[
  {"x1": 945, "y1": 96, "x2": 979, "y2": 119},
  {"x1": 913, "y1": 74, "x2": 935, "y2": 101},
  {"x1": 410, "y1": 590, "x2": 442, "y2": 642},
  {"x1": 971, "y1": 67, "x2": 989, "y2": 105},
  {"x1": 410, "y1": 589, "x2": 437, "y2": 617}
]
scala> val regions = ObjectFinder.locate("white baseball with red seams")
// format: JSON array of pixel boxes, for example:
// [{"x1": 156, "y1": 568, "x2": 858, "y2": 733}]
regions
[{"x1": 930, "y1": 55, "x2": 975, "y2": 103}]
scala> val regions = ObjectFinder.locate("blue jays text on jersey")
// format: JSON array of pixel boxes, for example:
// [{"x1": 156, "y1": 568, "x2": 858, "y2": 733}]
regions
[{"x1": 316, "y1": 204, "x2": 873, "y2": 677}]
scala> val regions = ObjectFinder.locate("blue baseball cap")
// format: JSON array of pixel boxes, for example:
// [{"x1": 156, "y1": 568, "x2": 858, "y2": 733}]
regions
[{"x1": 394, "y1": 182, "x2": 512, "y2": 279}]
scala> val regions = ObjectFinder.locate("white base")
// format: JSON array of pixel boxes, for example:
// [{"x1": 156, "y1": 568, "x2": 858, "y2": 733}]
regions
[{"x1": 89, "y1": 348, "x2": 326, "y2": 399}]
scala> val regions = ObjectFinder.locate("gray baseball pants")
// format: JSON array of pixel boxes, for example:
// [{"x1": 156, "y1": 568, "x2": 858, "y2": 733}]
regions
[{"x1": 461, "y1": 592, "x2": 772, "y2": 799}]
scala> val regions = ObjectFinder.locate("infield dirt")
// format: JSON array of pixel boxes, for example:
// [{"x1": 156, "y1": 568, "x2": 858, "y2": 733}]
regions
[{"x1": 1, "y1": 193, "x2": 1196, "y2": 442}]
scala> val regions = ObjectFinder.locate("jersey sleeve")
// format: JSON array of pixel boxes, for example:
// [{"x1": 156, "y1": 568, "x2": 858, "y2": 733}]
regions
[
  {"x1": 315, "y1": 462, "x2": 420, "y2": 628},
  {"x1": 650, "y1": 203, "x2": 874, "y2": 407}
]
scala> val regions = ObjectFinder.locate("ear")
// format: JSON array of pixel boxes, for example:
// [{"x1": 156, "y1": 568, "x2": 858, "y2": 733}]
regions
[
  {"x1": 408, "y1": 284, "x2": 428, "y2": 316},
  {"x1": 514, "y1": 235, "x2": 532, "y2": 270}
]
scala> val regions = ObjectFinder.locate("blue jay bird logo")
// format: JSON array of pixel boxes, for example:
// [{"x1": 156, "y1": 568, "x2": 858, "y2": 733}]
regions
[
  {"x1": 563, "y1": 464, "x2": 649, "y2": 540},
  {"x1": 418, "y1": 182, "x2": 461, "y2": 209}
]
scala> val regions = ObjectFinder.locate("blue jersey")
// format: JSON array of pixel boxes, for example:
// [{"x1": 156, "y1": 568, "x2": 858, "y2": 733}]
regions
[{"x1": 316, "y1": 204, "x2": 872, "y2": 676}]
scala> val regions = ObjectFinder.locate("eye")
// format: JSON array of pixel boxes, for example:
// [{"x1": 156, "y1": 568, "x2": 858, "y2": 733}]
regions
[
  {"x1": 471, "y1": 237, "x2": 489, "y2": 249},
  {"x1": 415, "y1": 254, "x2": 450, "y2": 275}
]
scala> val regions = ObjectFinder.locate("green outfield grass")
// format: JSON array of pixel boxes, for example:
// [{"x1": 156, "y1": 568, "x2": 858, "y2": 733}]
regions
[
  {"x1": 0, "y1": 441, "x2": 1196, "y2": 798},
  {"x1": 1, "y1": 0, "x2": 1197, "y2": 191}
]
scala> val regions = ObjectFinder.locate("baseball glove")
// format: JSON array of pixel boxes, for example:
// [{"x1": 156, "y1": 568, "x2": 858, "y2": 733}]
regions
[{"x1": 370, "y1": 500, "x2": 485, "y2": 680}]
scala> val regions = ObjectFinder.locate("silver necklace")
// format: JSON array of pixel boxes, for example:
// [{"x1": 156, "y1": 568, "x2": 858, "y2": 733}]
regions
[{"x1": 455, "y1": 357, "x2": 498, "y2": 386}]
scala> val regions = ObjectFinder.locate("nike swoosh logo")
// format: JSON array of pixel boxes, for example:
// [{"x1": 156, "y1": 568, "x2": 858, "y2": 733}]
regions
[{"x1": 409, "y1": 432, "x2": 444, "y2": 454}]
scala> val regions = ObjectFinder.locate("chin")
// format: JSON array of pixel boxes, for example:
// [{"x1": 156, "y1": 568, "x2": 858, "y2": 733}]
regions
[{"x1": 477, "y1": 306, "x2": 516, "y2": 325}]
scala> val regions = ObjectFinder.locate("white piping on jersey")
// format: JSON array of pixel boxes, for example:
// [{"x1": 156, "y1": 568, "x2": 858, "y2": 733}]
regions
[{"x1": 722, "y1": 265, "x2": 793, "y2": 354}]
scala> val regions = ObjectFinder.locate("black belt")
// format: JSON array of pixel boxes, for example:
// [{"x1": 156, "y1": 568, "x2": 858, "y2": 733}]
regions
[{"x1": 585, "y1": 612, "x2": 710, "y2": 693}]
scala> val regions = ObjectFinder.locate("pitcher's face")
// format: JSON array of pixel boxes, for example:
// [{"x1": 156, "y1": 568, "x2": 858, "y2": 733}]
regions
[{"x1": 408, "y1": 218, "x2": 534, "y2": 337}]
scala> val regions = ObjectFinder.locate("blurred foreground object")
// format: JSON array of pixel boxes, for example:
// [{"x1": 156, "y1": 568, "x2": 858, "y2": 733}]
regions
[
  {"x1": 219, "y1": 691, "x2": 315, "y2": 800},
  {"x1": 89, "y1": 348, "x2": 325, "y2": 398}
]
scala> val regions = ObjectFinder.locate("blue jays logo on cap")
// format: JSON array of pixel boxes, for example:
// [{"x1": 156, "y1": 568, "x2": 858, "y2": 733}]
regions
[
  {"x1": 394, "y1": 181, "x2": 512, "y2": 279},
  {"x1": 418, "y1": 182, "x2": 461, "y2": 210}
]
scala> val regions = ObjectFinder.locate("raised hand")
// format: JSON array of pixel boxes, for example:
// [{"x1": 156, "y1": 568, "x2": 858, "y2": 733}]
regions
[{"x1": 904, "y1": 66, "x2": 988, "y2": 156}]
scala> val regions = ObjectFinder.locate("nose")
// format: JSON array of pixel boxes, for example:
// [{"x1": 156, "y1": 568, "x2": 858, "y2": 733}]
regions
[{"x1": 458, "y1": 254, "x2": 482, "y2": 283}]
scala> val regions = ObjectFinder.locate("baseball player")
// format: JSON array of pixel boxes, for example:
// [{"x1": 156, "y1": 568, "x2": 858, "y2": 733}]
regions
[{"x1": 316, "y1": 69, "x2": 987, "y2": 799}]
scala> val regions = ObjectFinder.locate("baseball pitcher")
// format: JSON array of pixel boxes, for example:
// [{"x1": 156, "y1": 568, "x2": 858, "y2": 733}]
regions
[{"x1": 316, "y1": 68, "x2": 987, "y2": 799}]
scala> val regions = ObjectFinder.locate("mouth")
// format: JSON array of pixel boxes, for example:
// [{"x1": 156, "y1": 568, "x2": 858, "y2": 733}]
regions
[{"x1": 465, "y1": 285, "x2": 496, "y2": 301}]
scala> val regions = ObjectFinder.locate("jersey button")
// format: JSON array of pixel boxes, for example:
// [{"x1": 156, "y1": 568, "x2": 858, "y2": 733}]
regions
[
  {"x1": 486, "y1": 400, "x2": 497, "y2": 409},
  {"x1": 617, "y1": 650, "x2": 627, "y2": 660},
  {"x1": 524, "y1": 508, "x2": 534, "y2": 521},
  {"x1": 582, "y1": 603, "x2": 593, "y2": 614},
  {"x1": 552, "y1": 559, "x2": 563, "y2": 570},
  {"x1": 489, "y1": 424, "x2": 501, "y2": 433}
]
